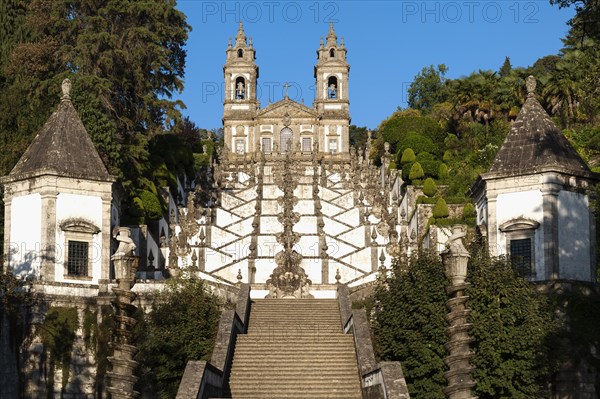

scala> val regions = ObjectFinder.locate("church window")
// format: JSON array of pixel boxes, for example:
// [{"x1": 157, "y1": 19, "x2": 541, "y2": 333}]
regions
[
  {"x1": 67, "y1": 240, "x2": 89, "y2": 276},
  {"x1": 327, "y1": 76, "x2": 338, "y2": 99},
  {"x1": 60, "y1": 219, "x2": 100, "y2": 280},
  {"x1": 262, "y1": 137, "x2": 272, "y2": 153},
  {"x1": 280, "y1": 127, "x2": 293, "y2": 153},
  {"x1": 237, "y1": 49, "x2": 243, "y2": 58},
  {"x1": 236, "y1": 139, "x2": 245, "y2": 154},
  {"x1": 302, "y1": 137, "x2": 312, "y2": 152},
  {"x1": 510, "y1": 238, "x2": 532, "y2": 276},
  {"x1": 329, "y1": 139, "x2": 338, "y2": 153},
  {"x1": 500, "y1": 218, "x2": 539, "y2": 277},
  {"x1": 329, "y1": 48, "x2": 335, "y2": 58},
  {"x1": 235, "y1": 76, "x2": 246, "y2": 100}
]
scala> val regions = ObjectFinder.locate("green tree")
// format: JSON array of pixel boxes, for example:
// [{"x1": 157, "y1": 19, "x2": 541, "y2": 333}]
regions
[
  {"x1": 375, "y1": 110, "x2": 445, "y2": 160},
  {"x1": 374, "y1": 253, "x2": 448, "y2": 398},
  {"x1": 4, "y1": 0, "x2": 190, "y2": 189},
  {"x1": 136, "y1": 275, "x2": 220, "y2": 399},
  {"x1": 499, "y1": 56, "x2": 512, "y2": 77},
  {"x1": 349, "y1": 125, "x2": 370, "y2": 150},
  {"x1": 408, "y1": 64, "x2": 449, "y2": 112},
  {"x1": 468, "y1": 249, "x2": 557, "y2": 398}
]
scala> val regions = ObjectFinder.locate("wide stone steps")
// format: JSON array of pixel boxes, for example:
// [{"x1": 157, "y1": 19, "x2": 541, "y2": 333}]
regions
[{"x1": 228, "y1": 299, "x2": 362, "y2": 398}]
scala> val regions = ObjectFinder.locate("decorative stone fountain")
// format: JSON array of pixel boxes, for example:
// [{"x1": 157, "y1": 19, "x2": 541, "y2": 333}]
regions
[{"x1": 266, "y1": 153, "x2": 313, "y2": 299}]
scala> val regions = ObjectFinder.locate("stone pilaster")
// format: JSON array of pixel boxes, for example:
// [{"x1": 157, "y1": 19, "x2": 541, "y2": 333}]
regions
[
  {"x1": 101, "y1": 195, "x2": 112, "y2": 282},
  {"x1": 542, "y1": 188, "x2": 559, "y2": 279},
  {"x1": 2, "y1": 192, "x2": 12, "y2": 271},
  {"x1": 40, "y1": 190, "x2": 57, "y2": 282},
  {"x1": 486, "y1": 195, "x2": 498, "y2": 257}
]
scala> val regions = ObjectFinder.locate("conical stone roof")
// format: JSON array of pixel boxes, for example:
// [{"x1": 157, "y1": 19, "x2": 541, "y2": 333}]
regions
[
  {"x1": 5, "y1": 79, "x2": 114, "y2": 183},
  {"x1": 487, "y1": 76, "x2": 591, "y2": 178}
]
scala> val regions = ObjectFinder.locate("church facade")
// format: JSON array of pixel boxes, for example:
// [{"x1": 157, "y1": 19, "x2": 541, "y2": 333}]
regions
[{"x1": 222, "y1": 22, "x2": 350, "y2": 158}]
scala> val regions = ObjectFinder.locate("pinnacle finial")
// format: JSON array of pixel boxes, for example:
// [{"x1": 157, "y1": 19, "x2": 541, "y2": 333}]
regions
[
  {"x1": 526, "y1": 75, "x2": 536, "y2": 97},
  {"x1": 326, "y1": 21, "x2": 337, "y2": 46},
  {"x1": 235, "y1": 21, "x2": 246, "y2": 46},
  {"x1": 61, "y1": 78, "x2": 71, "y2": 101}
]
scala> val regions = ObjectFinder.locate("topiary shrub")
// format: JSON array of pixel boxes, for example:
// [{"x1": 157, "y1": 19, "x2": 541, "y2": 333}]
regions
[
  {"x1": 416, "y1": 152, "x2": 440, "y2": 177},
  {"x1": 438, "y1": 163, "x2": 450, "y2": 180},
  {"x1": 432, "y1": 197, "x2": 449, "y2": 219},
  {"x1": 129, "y1": 197, "x2": 146, "y2": 221},
  {"x1": 397, "y1": 132, "x2": 437, "y2": 157},
  {"x1": 400, "y1": 148, "x2": 416, "y2": 164},
  {"x1": 463, "y1": 203, "x2": 476, "y2": 219},
  {"x1": 423, "y1": 178, "x2": 438, "y2": 197},
  {"x1": 139, "y1": 190, "x2": 163, "y2": 221},
  {"x1": 409, "y1": 162, "x2": 424, "y2": 181}
]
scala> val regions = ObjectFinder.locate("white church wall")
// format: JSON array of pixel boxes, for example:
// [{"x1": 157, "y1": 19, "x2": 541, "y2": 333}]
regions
[
  {"x1": 558, "y1": 190, "x2": 591, "y2": 281},
  {"x1": 495, "y1": 189, "x2": 545, "y2": 277},
  {"x1": 9, "y1": 193, "x2": 42, "y2": 278},
  {"x1": 55, "y1": 193, "x2": 103, "y2": 284}
]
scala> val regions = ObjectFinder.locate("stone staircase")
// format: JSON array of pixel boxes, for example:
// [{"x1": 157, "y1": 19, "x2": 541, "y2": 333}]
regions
[{"x1": 229, "y1": 299, "x2": 362, "y2": 398}]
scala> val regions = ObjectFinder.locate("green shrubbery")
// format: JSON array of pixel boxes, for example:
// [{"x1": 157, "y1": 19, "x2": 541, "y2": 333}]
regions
[
  {"x1": 136, "y1": 275, "x2": 221, "y2": 398},
  {"x1": 373, "y1": 246, "x2": 559, "y2": 398}
]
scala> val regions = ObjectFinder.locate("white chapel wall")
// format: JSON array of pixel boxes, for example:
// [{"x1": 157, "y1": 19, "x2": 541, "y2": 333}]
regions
[
  {"x1": 557, "y1": 190, "x2": 592, "y2": 281},
  {"x1": 495, "y1": 189, "x2": 545, "y2": 277},
  {"x1": 55, "y1": 193, "x2": 103, "y2": 283},
  {"x1": 9, "y1": 193, "x2": 42, "y2": 278}
]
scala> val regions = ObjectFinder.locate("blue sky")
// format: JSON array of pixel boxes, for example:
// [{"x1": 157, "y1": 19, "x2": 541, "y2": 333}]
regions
[{"x1": 175, "y1": 1, "x2": 574, "y2": 130}]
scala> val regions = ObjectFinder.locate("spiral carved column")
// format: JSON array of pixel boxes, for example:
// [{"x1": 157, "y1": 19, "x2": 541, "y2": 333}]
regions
[
  {"x1": 107, "y1": 227, "x2": 140, "y2": 399},
  {"x1": 442, "y1": 225, "x2": 477, "y2": 399}
]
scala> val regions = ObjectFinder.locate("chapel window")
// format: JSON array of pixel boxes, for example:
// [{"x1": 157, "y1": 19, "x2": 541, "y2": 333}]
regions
[
  {"x1": 510, "y1": 238, "x2": 533, "y2": 276},
  {"x1": 262, "y1": 137, "x2": 272, "y2": 153},
  {"x1": 302, "y1": 137, "x2": 312, "y2": 152},
  {"x1": 237, "y1": 49, "x2": 243, "y2": 58},
  {"x1": 67, "y1": 240, "x2": 89, "y2": 276}
]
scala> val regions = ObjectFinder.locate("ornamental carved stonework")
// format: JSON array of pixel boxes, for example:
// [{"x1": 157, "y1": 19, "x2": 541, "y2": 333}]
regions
[{"x1": 266, "y1": 153, "x2": 312, "y2": 299}]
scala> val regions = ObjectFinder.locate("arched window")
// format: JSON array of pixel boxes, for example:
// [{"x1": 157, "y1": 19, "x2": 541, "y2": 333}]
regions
[
  {"x1": 237, "y1": 49, "x2": 243, "y2": 58},
  {"x1": 235, "y1": 76, "x2": 246, "y2": 100},
  {"x1": 327, "y1": 76, "x2": 338, "y2": 99},
  {"x1": 329, "y1": 48, "x2": 335, "y2": 58},
  {"x1": 280, "y1": 127, "x2": 293, "y2": 153}
]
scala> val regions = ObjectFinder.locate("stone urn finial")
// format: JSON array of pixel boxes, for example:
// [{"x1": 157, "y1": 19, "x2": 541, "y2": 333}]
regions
[
  {"x1": 526, "y1": 75, "x2": 537, "y2": 98},
  {"x1": 61, "y1": 78, "x2": 72, "y2": 101},
  {"x1": 442, "y1": 224, "x2": 470, "y2": 286}
]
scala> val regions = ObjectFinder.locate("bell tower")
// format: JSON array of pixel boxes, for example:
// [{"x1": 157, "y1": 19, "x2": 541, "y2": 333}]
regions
[
  {"x1": 314, "y1": 22, "x2": 350, "y2": 154},
  {"x1": 223, "y1": 22, "x2": 259, "y2": 154}
]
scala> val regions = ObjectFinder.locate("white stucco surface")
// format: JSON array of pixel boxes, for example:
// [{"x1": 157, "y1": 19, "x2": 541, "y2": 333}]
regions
[
  {"x1": 55, "y1": 193, "x2": 103, "y2": 283},
  {"x1": 9, "y1": 194, "x2": 42, "y2": 278},
  {"x1": 558, "y1": 190, "x2": 591, "y2": 280}
]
